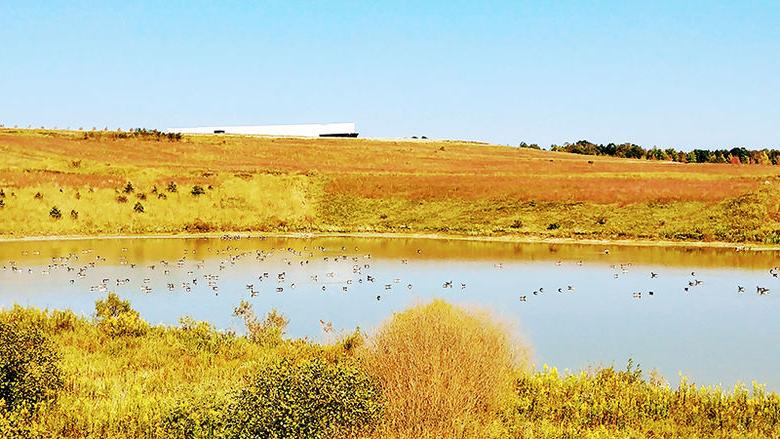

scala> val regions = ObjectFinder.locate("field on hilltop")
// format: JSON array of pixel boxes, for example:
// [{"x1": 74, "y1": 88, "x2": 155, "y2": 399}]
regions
[{"x1": 1, "y1": 128, "x2": 779, "y2": 243}]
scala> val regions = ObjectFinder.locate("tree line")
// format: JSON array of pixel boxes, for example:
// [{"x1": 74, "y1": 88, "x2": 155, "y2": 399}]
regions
[{"x1": 519, "y1": 140, "x2": 780, "y2": 164}]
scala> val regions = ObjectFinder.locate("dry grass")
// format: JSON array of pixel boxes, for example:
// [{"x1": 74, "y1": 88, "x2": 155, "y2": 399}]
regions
[
  {"x1": 2, "y1": 128, "x2": 780, "y2": 243},
  {"x1": 361, "y1": 300, "x2": 529, "y2": 438}
]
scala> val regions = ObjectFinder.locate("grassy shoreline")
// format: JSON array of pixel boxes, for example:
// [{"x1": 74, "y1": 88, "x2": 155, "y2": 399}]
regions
[{"x1": 1, "y1": 230, "x2": 779, "y2": 251}]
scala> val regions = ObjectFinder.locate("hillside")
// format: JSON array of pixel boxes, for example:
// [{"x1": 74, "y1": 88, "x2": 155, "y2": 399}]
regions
[{"x1": 1, "y1": 129, "x2": 779, "y2": 243}]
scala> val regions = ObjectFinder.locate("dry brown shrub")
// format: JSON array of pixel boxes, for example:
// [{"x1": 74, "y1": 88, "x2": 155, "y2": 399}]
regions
[{"x1": 362, "y1": 300, "x2": 529, "y2": 438}]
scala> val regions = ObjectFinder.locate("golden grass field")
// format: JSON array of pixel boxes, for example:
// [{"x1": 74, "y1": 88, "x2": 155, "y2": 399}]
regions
[{"x1": 1, "y1": 128, "x2": 779, "y2": 243}]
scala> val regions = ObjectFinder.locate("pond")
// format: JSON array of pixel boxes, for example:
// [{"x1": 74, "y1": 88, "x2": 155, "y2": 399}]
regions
[{"x1": 1, "y1": 235, "x2": 779, "y2": 391}]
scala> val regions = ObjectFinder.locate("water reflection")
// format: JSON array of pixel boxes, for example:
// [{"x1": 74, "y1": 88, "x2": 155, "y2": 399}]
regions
[{"x1": 1, "y1": 236, "x2": 778, "y2": 390}]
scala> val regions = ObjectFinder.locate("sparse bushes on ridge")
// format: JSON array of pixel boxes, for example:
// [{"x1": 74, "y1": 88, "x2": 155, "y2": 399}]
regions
[{"x1": 82, "y1": 128, "x2": 182, "y2": 142}]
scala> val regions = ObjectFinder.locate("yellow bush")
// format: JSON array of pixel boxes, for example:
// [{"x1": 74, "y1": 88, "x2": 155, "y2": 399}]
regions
[{"x1": 362, "y1": 300, "x2": 529, "y2": 437}]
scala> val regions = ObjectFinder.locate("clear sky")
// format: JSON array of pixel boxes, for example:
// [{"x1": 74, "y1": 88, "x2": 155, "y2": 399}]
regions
[{"x1": 2, "y1": 1, "x2": 779, "y2": 148}]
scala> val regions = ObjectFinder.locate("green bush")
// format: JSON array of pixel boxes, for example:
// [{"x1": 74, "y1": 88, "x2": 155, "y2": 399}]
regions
[
  {"x1": 0, "y1": 317, "x2": 63, "y2": 413},
  {"x1": 191, "y1": 185, "x2": 206, "y2": 196},
  {"x1": 162, "y1": 393, "x2": 231, "y2": 439},
  {"x1": 224, "y1": 358, "x2": 383, "y2": 439},
  {"x1": 49, "y1": 206, "x2": 62, "y2": 219},
  {"x1": 94, "y1": 293, "x2": 148, "y2": 337}
]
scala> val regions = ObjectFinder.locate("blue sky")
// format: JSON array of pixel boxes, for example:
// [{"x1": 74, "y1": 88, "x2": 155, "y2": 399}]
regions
[{"x1": 2, "y1": 1, "x2": 779, "y2": 147}]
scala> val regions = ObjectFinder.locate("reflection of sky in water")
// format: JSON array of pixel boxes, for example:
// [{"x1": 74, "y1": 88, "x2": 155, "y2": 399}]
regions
[{"x1": 1, "y1": 237, "x2": 779, "y2": 391}]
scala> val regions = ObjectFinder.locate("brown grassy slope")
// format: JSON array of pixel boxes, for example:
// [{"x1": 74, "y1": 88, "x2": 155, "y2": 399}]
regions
[{"x1": 0, "y1": 129, "x2": 779, "y2": 242}]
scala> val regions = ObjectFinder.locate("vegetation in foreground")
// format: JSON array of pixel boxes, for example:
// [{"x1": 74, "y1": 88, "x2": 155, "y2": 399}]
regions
[
  {"x1": 1, "y1": 295, "x2": 779, "y2": 438},
  {"x1": 2, "y1": 129, "x2": 780, "y2": 244}
]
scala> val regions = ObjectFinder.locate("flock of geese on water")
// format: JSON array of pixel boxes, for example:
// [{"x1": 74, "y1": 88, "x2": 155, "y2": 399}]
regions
[{"x1": 0, "y1": 241, "x2": 777, "y2": 318}]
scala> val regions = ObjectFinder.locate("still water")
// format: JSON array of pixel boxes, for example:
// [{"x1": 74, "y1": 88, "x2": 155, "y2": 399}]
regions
[{"x1": 1, "y1": 236, "x2": 778, "y2": 390}]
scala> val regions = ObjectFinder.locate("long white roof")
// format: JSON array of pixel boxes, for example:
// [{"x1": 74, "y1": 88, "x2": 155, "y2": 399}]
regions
[{"x1": 166, "y1": 122, "x2": 356, "y2": 137}]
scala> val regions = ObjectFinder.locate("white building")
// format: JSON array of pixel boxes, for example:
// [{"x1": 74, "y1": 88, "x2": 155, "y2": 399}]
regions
[{"x1": 166, "y1": 122, "x2": 358, "y2": 137}]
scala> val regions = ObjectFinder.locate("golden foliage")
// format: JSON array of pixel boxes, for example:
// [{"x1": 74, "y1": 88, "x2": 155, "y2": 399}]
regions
[{"x1": 362, "y1": 300, "x2": 529, "y2": 437}]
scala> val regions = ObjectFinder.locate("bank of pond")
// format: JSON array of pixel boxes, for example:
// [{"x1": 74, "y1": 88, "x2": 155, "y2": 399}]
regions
[{"x1": 1, "y1": 296, "x2": 779, "y2": 439}]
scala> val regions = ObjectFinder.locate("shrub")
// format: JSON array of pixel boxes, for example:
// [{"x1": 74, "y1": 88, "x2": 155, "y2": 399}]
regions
[
  {"x1": 34, "y1": 192, "x2": 43, "y2": 200},
  {"x1": 0, "y1": 199, "x2": 4, "y2": 209},
  {"x1": 94, "y1": 293, "x2": 148, "y2": 337},
  {"x1": 123, "y1": 181, "x2": 134, "y2": 194},
  {"x1": 362, "y1": 300, "x2": 527, "y2": 436},
  {"x1": 49, "y1": 206, "x2": 62, "y2": 219},
  {"x1": 161, "y1": 393, "x2": 231, "y2": 439},
  {"x1": 0, "y1": 317, "x2": 63, "y2": 413},
  {"x1": 547, "y1": 222, "x2": 560, "y2": 230},
  {"x1": 133, "y1": 202, "x2": 144, "y2": 213},
  {"x1": 232, "y1": 300, "x2": 287, "y2": 346},
  {"x1": 70, "y1": 210, "x2": 78, "y2": 220},
  {"x1": 191, "y1": 185, "x2": 206, "y2": 196},
  {"x1": 50, "y1": 310, "x2": 80, "y2": 333},
  {"x1": 224, "y1": 358, "x2": 383, "y2": 439},
  {"x1": 177, "y1": 316, "x2": 233, "y2": 354},
  {"x1": 116, "y1": 195, "x2": 128, "y2": 203},
  {"x1": 184, "y1": 219, "x2": 213, "y2": 232},
  {"x1": 167, "y1": 181, "x2": 178, "y2": 193}
]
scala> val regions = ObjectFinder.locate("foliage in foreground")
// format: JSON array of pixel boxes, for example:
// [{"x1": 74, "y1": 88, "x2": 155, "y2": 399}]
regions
[
  {"x1": 512, "y1": 362, "x2": 780, "y2": 438},
  {"x1": 363, "y1": 300, "x2": 526, "y2": 437},
  {"x1": 0, "y1": 314, "x2": 63, "y2": 413},
  {"x1": 1, "y1": 296, "x2": 779, "y2": 438}
]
